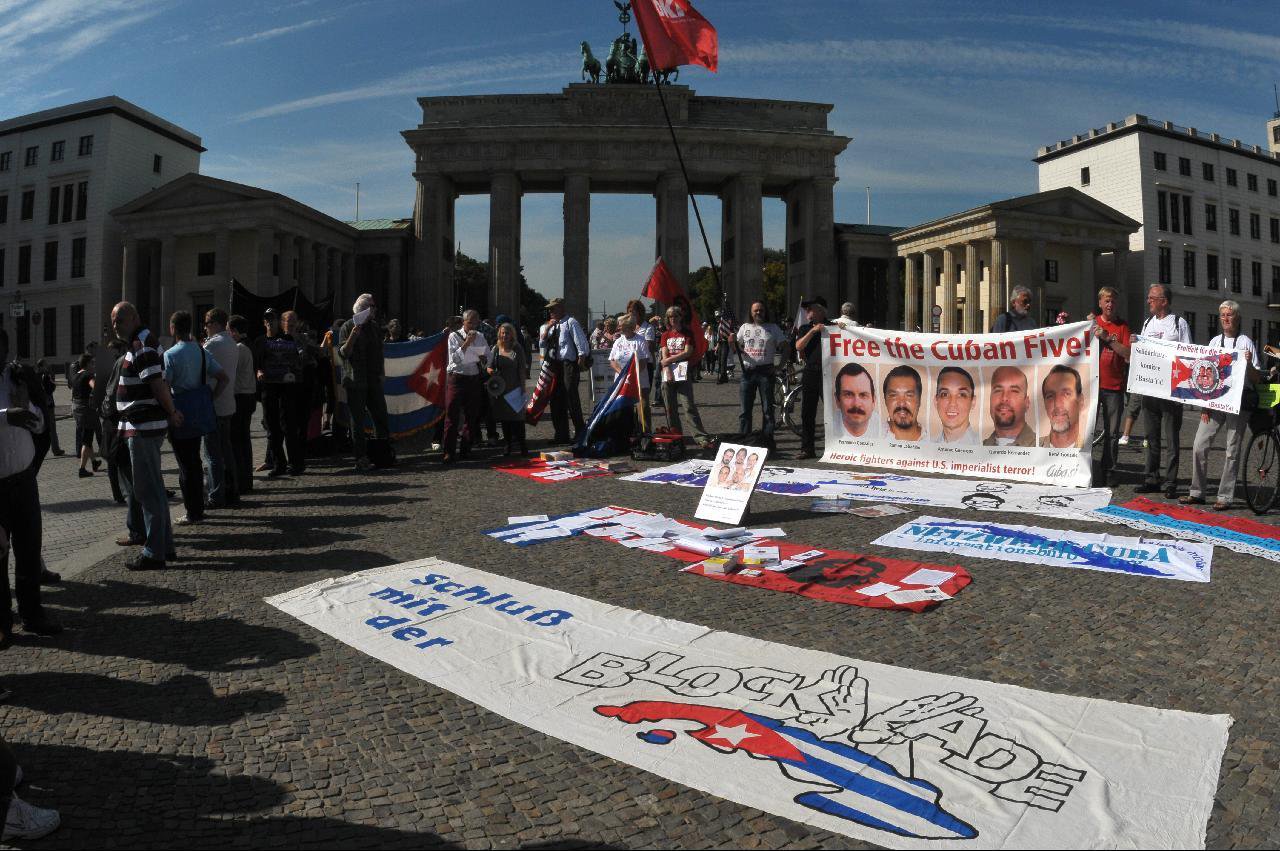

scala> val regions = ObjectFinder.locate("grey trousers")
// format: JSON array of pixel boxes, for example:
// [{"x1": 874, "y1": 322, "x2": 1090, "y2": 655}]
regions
[
  {"x1": 1097, "y1": 389, "x2": 1125, "y2": 479},
  {"x1": 1190, "y1": 410, "x2": 1246, "y2": 502},
  {"x1": 1142, "y1": 397, "x2": 1184, "y2": 486},
  {"x1": 662, "y1": 380, "x2": 709, "y2": 439}
]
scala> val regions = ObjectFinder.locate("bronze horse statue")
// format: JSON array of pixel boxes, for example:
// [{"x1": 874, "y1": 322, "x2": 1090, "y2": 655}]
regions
[{"x1": 581, "y1": 41, "x2": 602, "y2": 84}]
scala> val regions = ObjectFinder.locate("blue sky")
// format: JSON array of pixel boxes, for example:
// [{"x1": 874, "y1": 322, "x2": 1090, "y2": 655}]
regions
[{"x1": 4, "y1": 0, "x2": 1280, "y2": 314}]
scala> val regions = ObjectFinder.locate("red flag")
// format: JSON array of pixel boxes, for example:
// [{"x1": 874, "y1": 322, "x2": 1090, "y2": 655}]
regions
[
  {"x1": 631, "y1": 0, "x2": 718, "y2": 73},
  {"x1": 642, "y1": 257, "x2": 707, "y2": 364}
]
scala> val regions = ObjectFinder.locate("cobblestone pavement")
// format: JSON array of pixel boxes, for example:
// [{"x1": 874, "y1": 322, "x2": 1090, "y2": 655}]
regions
[{"x1": 2, "y1": 377, "x2": 1276, "y2": 848}]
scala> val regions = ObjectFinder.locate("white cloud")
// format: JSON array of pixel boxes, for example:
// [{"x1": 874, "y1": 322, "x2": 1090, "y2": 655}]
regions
[{"x1": 222, "y1": 16, "x2": 333, "y2": 47}]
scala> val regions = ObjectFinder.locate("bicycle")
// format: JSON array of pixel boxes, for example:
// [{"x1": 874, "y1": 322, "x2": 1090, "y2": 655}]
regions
[
  {"x1": 773, "y1": 363, "x2": 804, "y2": 437},
  {"x1": 1243, "y1": 358, "x2": 1280, "y2": 514}
]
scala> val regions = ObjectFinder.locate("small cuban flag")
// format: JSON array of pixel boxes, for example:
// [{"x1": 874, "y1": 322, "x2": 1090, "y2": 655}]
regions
[
  {"x1": 380, "y1": 332, "x2": 447, "y2": 438},
  {"x1": 1170, "y1": 352, "x2": 1235, "y2": 402}
]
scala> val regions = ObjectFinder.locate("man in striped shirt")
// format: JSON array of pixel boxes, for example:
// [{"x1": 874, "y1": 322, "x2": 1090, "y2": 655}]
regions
[{"x1": 111, "y1": 302, "x2": 184, "y2": 571}]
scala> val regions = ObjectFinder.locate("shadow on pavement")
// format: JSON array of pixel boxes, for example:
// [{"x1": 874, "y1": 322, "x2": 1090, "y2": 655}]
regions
[
  {"x1": 1, "y1": 673, "x2": 286, "y2": 726},
  {"x1": 42, "y1": 498, "x2": 119, "y2": 515},
  {"x1": 42, "y1": 579, "x2": 196, "y2": 612},
  {"x1": 169, "y1": 546, "x2": 395, "y2": 576},
  {"x1": 11, "y1": 743, "x2": 459, "y2": 850}
]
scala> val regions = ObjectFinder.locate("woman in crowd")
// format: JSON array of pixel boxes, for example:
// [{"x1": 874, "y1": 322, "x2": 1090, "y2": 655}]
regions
[
  {"x1": 70, "y1": 353, "x2": 101, "y2": 478},
  {"x1": 609, "y1": 313, "x2": 651, "y2": 429},
  {"x1": 488, "y1": 322, "x2": 529, "y2": 456},
  {"x1": 658, "y1": 305, "x2": 712, "y2": 447},
  {"x1": 626, "y1": 300, "x2": 659, "y2": 407}
]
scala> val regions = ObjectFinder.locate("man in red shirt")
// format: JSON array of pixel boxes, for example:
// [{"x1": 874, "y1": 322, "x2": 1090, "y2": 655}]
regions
[{"x1": 1091, "y1": 286, "x2": 1131, "y2": 487}]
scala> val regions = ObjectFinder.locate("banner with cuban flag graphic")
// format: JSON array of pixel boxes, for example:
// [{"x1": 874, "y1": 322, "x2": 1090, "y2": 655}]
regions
[
  {"x1": 1128, "y1": 335, "x2": 1248, "y2": 414},
  {"x1": 380, "y1": 333, "x2": 447, "y2": 438}
]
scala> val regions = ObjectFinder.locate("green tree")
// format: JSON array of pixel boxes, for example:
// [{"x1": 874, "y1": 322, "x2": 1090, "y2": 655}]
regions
[
  {"x1": 451, "y1": 251, "x2": 549, "y2": 326},
  {"x1": 762, "y1": 247, "x2": 787, "y2": 322}
]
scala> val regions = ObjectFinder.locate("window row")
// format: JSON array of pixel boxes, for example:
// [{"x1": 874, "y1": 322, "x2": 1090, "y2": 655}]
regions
[
  {"x1": 1178, "y1": 314, "x2": 1269, "y2": 347},
  {"x1": 1157, "y1": 246, "x2": 1279, "y2": 296},
  {"x1": 0, "y1": 304, "x2": 88, "y2": 360},
  {"x1": 0, "y1": 238, "x2": 88, "y2": 286},
  {"x1": 1154, "y1": 150, "x2": 1279, "y2": 196},
  {"x1": 0, "y1": 182, "x2": 89, "y2": 225},
  {"x1": 1156, "y1": 192, "x2": 1280, "y2": 242}
]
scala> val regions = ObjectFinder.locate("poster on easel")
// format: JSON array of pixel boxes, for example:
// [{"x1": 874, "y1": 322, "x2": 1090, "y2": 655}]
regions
[
  {"x1": 695, "y1": 442, "x2": 768, "y2": 525},
  {"x1": 589, "y1": 349, "x2": 614, "y2": 402}
]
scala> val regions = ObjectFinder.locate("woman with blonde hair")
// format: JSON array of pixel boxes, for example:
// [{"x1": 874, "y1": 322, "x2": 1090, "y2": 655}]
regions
[
  {"x1": 609, "y1": 312, "x2": 652, "y2": 428},
  {"x1": 659, "y1": 304, "x2": 712, "y2": 446},
  {"x1": 488, "y1": 322, "x2": 529, "y2": 456}
]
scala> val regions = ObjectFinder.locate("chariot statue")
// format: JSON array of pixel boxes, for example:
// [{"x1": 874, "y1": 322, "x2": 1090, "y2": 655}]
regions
[{"x1": 580, "y1": 41, "x2": 602, "y2": 84}]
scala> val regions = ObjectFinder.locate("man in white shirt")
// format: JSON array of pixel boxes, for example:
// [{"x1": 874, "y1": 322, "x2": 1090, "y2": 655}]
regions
[
  {"x1": 1135, "y1": 284, "x2": 1192, "y2": 497},
  {"x1": 1183, "y1": 299, "x2": 1261, "y2": 509},
  {"x1": 539, "y1": 298, "x2": 591, "y2": 443},
  {"x1": 202, "y1": 309, "x2": 240, "y2": 508},
  {"x1": 835, "y1": 302, "x2": 860, "y2": 331},
  {"x1": 731, "y1": 301, "x2": 786, "y2": 437},
  {"x1": 441, "y1": 309, "x2": 491, "y2": 463}
]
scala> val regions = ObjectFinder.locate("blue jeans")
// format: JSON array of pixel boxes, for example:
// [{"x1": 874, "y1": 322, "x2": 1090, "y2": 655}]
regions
[
  {"x1": 203, "y1": 415, "x2": 236, "y2": 506},
  {"x1": 127, "y1": 435, "x2": 173, "y2": 561},
  {"x1": 739, "y1": 368, "x2": 776, "y2": 436}
]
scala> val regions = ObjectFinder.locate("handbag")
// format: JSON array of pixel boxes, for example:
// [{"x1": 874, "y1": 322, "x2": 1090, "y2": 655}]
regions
[{"x1": 172, "y1": 345, "x2": 217, "y2": 439}]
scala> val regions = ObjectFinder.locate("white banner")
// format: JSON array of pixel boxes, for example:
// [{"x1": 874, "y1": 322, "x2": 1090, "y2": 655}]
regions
[
  {"x1": 1127, "y1": 335, "x2": 1246, "y2": 414},
  {"x1": 873, "y1": 516, "x2": 1212, "y2": 583},
  {"x1": 623, "y1": 462, "x2": 1112, "y2": 518},
  {"x1": 268, "y1": 558, "x2": 1229, "y2": 848},
  {"x1": 821, "y1": 323, "x2": 1099, "y2": 487}
]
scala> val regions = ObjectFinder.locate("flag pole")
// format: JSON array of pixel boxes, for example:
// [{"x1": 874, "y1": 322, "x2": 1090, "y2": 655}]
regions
[{"x1": 651, "y1": 74, "x2": 746, "y2": 375}]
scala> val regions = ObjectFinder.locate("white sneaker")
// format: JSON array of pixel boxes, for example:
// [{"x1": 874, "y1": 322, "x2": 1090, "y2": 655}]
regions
[
  {"x1": 1117, "y1": 435, "x2": 1130, "y2": 446},
  {"x1": 1142, "y1": 438, "x2": 1149, "y2": 448},
  {"x1": 2, "y1": 794, "x2": 60, "y2": 840}
]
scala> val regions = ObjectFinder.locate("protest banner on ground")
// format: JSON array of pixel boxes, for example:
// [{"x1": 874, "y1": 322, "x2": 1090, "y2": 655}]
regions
[
  {"x1": 493, "y1": 458, "x2": 622, "y2": 483},
  {"x1": 623, "y1": 461, "x2": 1112, "y2": 518},
  {"x1": 1128, "y1": 335, "x2": 1247, "y2": 414},
  {"x1": 820, "y1": 322, "x2": 1098, "y2": 487},
  {"x1": 873, "y1": 516, "x2": 1212, "y2": 582},
  {"x1": 1093, "y1": 497, "x2": 1280, "y2": 563},
  {"x1": 696, "y1": 442, "x2": 767, "y2": 524},
  {"x1": 268, "y1": 558, "x2": 1230, "y2": 849},
  {"x1": 481, "y1": 507, "x2": 970, "y2": 611}
]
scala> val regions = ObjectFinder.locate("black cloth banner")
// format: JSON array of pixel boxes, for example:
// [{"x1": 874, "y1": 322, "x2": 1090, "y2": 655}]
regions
[{"x1": 228, "y1": 280, "x2": 334, "y2": 340}]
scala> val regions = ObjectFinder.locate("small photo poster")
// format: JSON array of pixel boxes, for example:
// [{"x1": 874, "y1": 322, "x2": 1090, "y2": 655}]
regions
[{"x1": 695, "y1": 442, "x2": 768, "y2": 525}]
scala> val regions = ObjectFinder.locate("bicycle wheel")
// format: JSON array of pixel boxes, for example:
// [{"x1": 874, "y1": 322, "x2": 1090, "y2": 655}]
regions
[
  {"x1": 782, "y1": 386, "x2": 804, "y2": 437},
  {"x1": 1242, "y1": 429, "x2": 1280, "y2": 514}
]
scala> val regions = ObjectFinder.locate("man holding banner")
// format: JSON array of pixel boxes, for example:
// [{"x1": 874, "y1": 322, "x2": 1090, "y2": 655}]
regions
[{"x1": 1135, "y1": 284, "x2": 1191, "y2": 497}]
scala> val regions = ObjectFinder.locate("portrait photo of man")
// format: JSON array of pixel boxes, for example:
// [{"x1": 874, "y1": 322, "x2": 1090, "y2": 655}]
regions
[
  {"x1": 1039, "y1": 365, "x2": 1086, "y2": 449},
  {"x1": 881, "y1": 365, "x2": 923, "y2": 442},
  {"x1": 833, "y1": 362, "x2": 877, "y2": 438},
  {"x1": 931, "y1": 366, "x2": 977, "y2": 444},
  {"x1": 983, "y1": 365, "x2": 1036, "y2": 447}
]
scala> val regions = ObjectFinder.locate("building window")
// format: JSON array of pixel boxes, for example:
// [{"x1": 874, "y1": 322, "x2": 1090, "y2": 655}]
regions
[
  {"x1": 17, "y1": 245, "x2": 31, "y2": 285},
  {"x1": 70, "y1": 305, "x2": 84, "y2": 355},
  {"x1": 75, "y1": 182, "x2": 87, "y2": 220},
  {"x1": 272, "y1": 253, "x2": 280, "y2": 277},
  {"x1": 1231, "y1": 257, "x2": 1242, "y2": 292},
  {"x1": 1044, "y1": 259, "x2": 1059, "y2": 282},
  {"x1": 1252, "y1": 261, "x2": 1263, "y2": 295},
  {"x1": 1154, "y1": 151, "x2": 1167, "y2": 171},
  {"x1": 0, "y1": 151, "x2": 9, "y2": 172},
  {"x1": 1205, "y1": 203, "x2": 1217, "y2": 231},
  {"x1": 153, "y1": 154, "x2": 162, "y2": 174},
  {"x1": 60, "y1": 184, "x2": 72, "y2": 223},
  {"x1": 47, "y1": 187, "x2": 60, "y2": 226},
  {"x1": 42, "y1": 308, "x2": 56, "y2": 357},
  {"x1": 1183, "y1": 250, "x2": 1196, "y2": 287},
  {"x1": 1183, "y1": 311, "x2": 1197, "y2": 339},
  {"x1": 20, "y1": 190, "x2": 33, "y2": 221},
  {"x1": 0, "y1": 248, "x2": 4, "y2": 287},
  {"x1": 1226, "y1": 168, "x2": 1238, "y2": 186},
  {"x1": 1080, "y1": 167, "x2": 1090, "y2": 186},
  {"x1": 71, "y1": 237, "x2": 85, "y2": 278},
  {"x1": 1269, "y1": 178, "x2": 1278, "y2": 197},
  {"x1": 23, "y1": 146, "x2": 37, "y2": 167},
  {"x1": 0, "y1": 194, "x2": 7, "y2": 224},
  {"x1": 1271, "y1": 322, "x2": 1280, "y2": 347},
  {"x1": 1170, "y1": 192, "x2": 1181, "y2": 233},
  {"x1": 1203, "y1": 162, "x2": 1215, "y2": 181},
  {"x1": 1183, "y1": 195, "x2": 1193, "y2": 235},
  {"x1": 1247, "y1": 173, "x2": 1258, "y2": 192},
  {"x1": 1207, "y1": 253, "x2": 1219, "y2": 290},
  {"x1": 1157, "y1": 191, "x2": 1168, "y2": 231},
  {"x1": 1229, "y1": 208, "x2": 1240, "y2": 236},
  {"x1": 1253, "y1": 319, "x2": 1263, "y2": 347},
  {"x1": 1270, "y1": 217, "x2": 1279, "y2": 244},
  {"x1": 50, "y1": 140, "x2": 64, "y2": 162},
  {"x1": 1178, "y1": 156, "x2": 1191, "y2": 176},
  {"x1": 1207, "y1": 312, "x2": 1219, "y2": 338},
  {"x1": 1273, "y1": 265, "x2": 1280, "y2": 298},
  {"x1": 43, "y1": 241, "x2": 58, "y2": 281},
  {"x1": 1158, "y1": 246, "x2": 1172, "y2": 284},
  {"x1": 1250, "y1": 212, "x2": 1261, "y2": 240},
  {"x1": 197, "y1": 252, "x2": 215, "y2": 276},
  {"x1": 77, "y1": 135, "x2": 93, "y2": 156}
]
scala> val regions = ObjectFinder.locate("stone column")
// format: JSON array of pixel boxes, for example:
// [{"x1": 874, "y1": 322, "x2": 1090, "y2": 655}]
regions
[
  {"x1": 298, "y1": 237, "x2": 314, "y2": 301},
  {"x1": 563, "y1": 172, "x2": 590, "y2": 324},
  {"x1": 903, "y1": 253, "x2": 918, "y2": 331},
  {"x1": 1079, "y1": 247, "x2": 1096, "y2": 318},
  {"x1": 159, "y1": 235, "x2": 177, "y2": 332},
  {"x1": 414, "y1": 173, "x2": 456, "y2": 326},
  {"x1": 326, "y1": 247, "x2": 338, "y2": 299},
  {"x1": 940, "y1": 245, "x2": 957, "y2": 334},
  {"x1": 783, "y1": 182, "x2": 811, "y2": 311},
  {"x1": 214, "y1": 229, "x2": 231, "y2": 310},
  {"x1": 145, "y1": 242, "x2": 161, "y2": 328},
  {"x1": 1031, "y1": 239, "x2": 1047, "y2": 325},
  {"x1": 887, "y1": 255, "x2": 904, "y2": 330},
  {"x1": 922, "y1": 250, "x2": 938, "y2": 332},
  {"x1": 255, "y1": 227, "x2": 276, "y2": 295},
  {"x1": 736, "y1": 174, "x2": 764, "y2": 308},
  {"x1": 340, "y1": 251, "x2": 353, "y2": 310},
  {"x1": 808, "y1": 178, "x2": 837, "y2": 308},
  {"x1": 964, "y1": 241, "x2": 980, "y2": 333},
  {"x1": 489, "y1": 172, "x2": 521, "y2": 321},
  {"x1": 655, "y1": 171, "x2": 691, "y2": 291},
  {"x1": 843, "y1": 244, "x2": 860, "y2": 313},
  {"x1": 1112, "y1": 246, "x2": 1129, "y2": 290},
  {"x1": 388, "y1": 248, "x2": 403, "y2": 320},
  {"x1": 989, "y1": 237, "x2": 1007, "y2": 328},
  {"x1": 122, "y1": 236, "x2": 140, "y2": 305}
]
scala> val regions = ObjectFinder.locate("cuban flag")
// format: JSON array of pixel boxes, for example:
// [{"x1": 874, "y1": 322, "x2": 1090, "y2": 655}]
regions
[
  {"x1": 1171, "y1": 352, "x2": 1235, "y2": 402},
  {"x1": 597, "y1": 700, "x2": 977, "y2": 841},
  {"x1": 576, "y1": 353, "x2": 643, "y2": 450},
  {"x1": 381, "y1": 332, "x2": 447, "y2": 438}
]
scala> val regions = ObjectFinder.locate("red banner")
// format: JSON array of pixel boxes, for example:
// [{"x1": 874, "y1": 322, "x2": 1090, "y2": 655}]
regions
[
  {"x1": 632, "y1": 0, "x2": 718, "y2": 73},
  {"x1": 642, "y1": 258, "x2": 707, "y2": 364},
  {"x1": 493, "y1": 459, "x2": 616, "y2": 483}
]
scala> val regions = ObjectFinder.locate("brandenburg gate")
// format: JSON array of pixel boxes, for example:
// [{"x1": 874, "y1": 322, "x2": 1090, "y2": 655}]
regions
[{"x1": 403, "y1": 83, "x2": 851, "y2": 322}]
